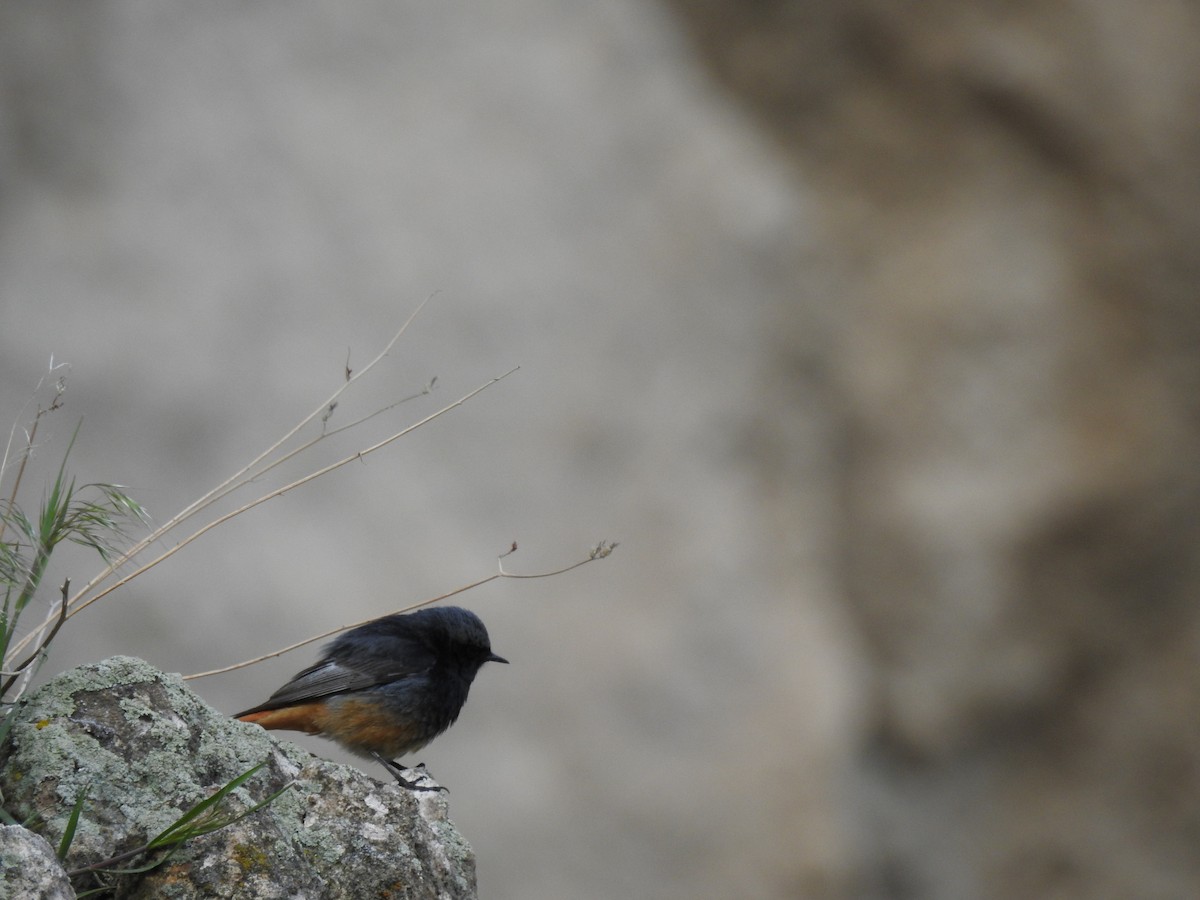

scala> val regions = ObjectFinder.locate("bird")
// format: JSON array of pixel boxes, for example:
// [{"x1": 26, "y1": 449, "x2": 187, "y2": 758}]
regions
[{"x1": 235, "y1": 606, "x2": 507, "y2": 789}]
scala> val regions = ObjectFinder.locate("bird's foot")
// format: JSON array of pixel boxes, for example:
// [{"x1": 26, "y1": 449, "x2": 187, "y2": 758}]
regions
[{"x1": 372, "y1": 753, "x2": 446, "y2": 792}]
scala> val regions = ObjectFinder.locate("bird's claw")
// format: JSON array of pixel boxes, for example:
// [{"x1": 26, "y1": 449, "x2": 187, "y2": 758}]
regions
[{"x1": 373, "y1": 753, "x2": 447, "y2": 792}]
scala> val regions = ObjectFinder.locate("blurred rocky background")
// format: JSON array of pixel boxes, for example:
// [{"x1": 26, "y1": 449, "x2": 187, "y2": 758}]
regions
[{"x1": 1, "y1": 2, "x2": 1197, "y2": 898}]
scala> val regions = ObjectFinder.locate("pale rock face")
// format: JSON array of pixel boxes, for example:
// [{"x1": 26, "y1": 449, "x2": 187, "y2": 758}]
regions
[{"x1": 3, "y1": 2, "x2": 1199, "y2": 898}]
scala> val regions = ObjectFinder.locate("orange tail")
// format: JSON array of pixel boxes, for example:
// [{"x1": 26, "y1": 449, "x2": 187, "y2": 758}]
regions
[{"x1": 237, "y1": 703, "x2": 328, "y2": 735}]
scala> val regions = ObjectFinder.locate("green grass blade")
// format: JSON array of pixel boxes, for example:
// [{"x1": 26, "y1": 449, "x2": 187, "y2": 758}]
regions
[
  {"x1": 148, "y1": 762, "x2": 267, "y2": 848},
  {"x1": 58, "y1": 782, "x2": 91, "y2": 860}
]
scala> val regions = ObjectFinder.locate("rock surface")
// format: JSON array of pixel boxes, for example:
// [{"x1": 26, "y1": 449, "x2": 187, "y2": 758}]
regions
[
  {"x1": 0, "y1": 657, "x2": 476, "y2": 899},
  {"x1": 666, "y1": 0, "x2": 1200, "y2": 896},
  {"x1": 2, "y1": 1, "x2": 1198, "y2": 897},
  {"x1": 0, "y1": 825, "x2": 75, "y2": 900}
]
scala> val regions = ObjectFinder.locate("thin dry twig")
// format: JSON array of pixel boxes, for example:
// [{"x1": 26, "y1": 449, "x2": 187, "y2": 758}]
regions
[
  {"x1": 182, "y1": 541, "x2": 617, "y2": 681},
  {"x1": 65, "y1": 294, "x2": 437, "y2": 608},
  {"x1": 3, "y1": 299, "x2": 491, "y2": 672},
  {"x1": 6, "y1": 366, "x2": 518, "y2": 662}
]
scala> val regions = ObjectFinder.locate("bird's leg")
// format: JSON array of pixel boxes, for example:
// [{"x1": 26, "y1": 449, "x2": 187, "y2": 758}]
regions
[{"x1": 371, "y1": 752, "x2": 446, "y2": 792}]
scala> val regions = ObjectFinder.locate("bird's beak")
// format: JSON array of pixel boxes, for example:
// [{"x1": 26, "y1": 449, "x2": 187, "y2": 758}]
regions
[{"x1": 488, "y1": 652, "x2": 509, "y2": 665}]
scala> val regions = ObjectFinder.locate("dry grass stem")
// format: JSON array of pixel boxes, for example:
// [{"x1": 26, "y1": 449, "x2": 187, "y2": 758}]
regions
[
  {"x1": 182, "y1": 540, "x2": 616, "y2": 681},
  {"x1": 6, "y1": 362, "x2": 517, "y2": 665}
]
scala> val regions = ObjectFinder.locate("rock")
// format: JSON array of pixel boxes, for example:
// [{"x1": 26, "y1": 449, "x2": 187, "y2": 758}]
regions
[
  {"x1": 0, "y1": 657, "x2": 476, "y2": 899},
  {"x1": 667, "y1": 1, "x2": 1200, "y2": 896},
  {"x1": 0, "y1": 825, "x2": 75, "y2": 900}
]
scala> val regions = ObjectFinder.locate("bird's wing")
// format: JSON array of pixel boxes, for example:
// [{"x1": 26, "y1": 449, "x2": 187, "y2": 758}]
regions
[{"x1": 234, "y1": 630, "x2": 436, "y2": 717}]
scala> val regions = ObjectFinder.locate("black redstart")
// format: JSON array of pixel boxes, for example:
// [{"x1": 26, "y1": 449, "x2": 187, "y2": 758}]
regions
[{"x1": 235, "y1": 606, "x2": 507, "y2": 789}]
